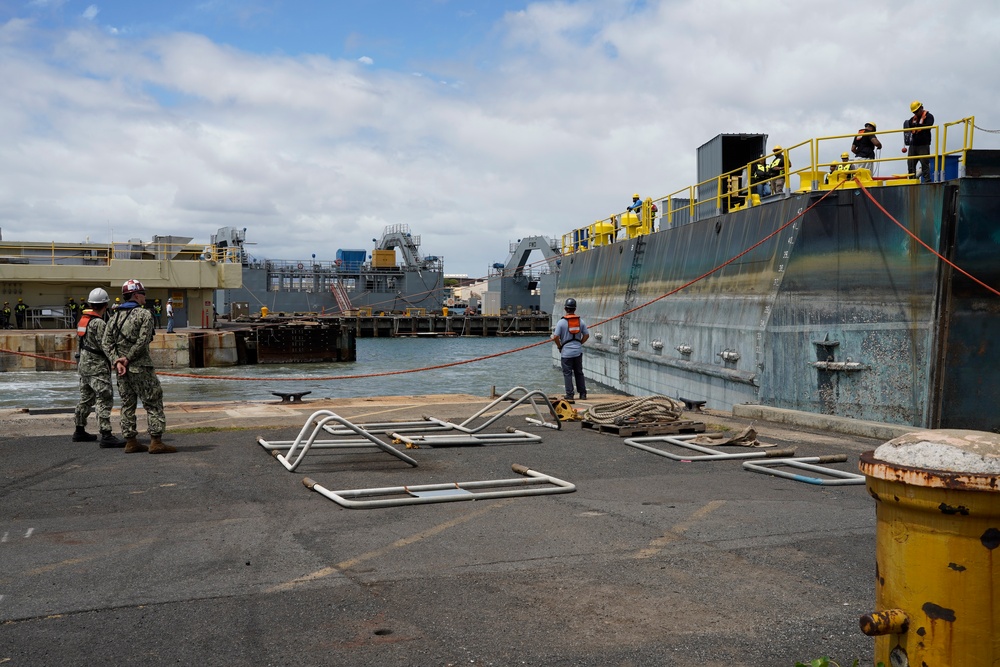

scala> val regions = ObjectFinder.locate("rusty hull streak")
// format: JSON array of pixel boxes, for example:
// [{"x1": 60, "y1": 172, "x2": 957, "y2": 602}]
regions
[{"x1": 860, "y1": 451, "x2": 1000, "y2": 492}]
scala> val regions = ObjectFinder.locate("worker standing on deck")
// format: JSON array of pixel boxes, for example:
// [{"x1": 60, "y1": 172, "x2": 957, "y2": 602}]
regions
[
  {"x1": 902, "y1": 101, "x2": 934, "y2": 182},
  {"x1": 851, "y1": 122, "x2": 882, "y2": 173},
  {"x1": 750, "y1": 156, "x2": 770, "y2": 196},
  {"x1": 66, "y1": 297, "x2": 78, "y2": 323},
  {"x1": 152, "y1": 298, "x2": 163, "y2": 329},
  {"x1": 767, "y1": 146, "x2": 788, "y2": 194},
  {"x1": 627, "y1": 193, "x2": 643, "y2": 221},
  {"x1": 1, "y1": 302, "x2": 10, "y2": 329},
  {"x1": 551, "y1": 298, "x2": 590, "y2": 402},
  {"x1": 166, "y1": 299, "x2": 175, "y2": 333},
  {"x1": 102, "y1": 279, "x2": 175, "y2": 454},
  {"x1": 15, "y1": 298, "x2": 28, "y2": 328},
  {"x1": 73, "y1": 288, "x2": 125, "y2": 448}
]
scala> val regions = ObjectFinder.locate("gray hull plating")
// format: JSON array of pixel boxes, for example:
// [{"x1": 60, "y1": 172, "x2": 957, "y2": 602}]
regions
[{"x1": 556, "y1": 174, "x2": 1000, "y2": 431}]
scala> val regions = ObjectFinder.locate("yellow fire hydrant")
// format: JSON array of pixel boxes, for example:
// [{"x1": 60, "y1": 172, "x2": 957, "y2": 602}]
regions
[{"x1": 859, "y1": 429, "x2": 1000, "y2": 666}]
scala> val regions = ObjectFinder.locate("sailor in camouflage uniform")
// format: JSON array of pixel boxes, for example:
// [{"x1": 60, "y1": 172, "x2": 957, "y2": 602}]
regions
[
  {"x1": 102, "y1": 279, "x2": 176, "y2": 454},
  {"x1": 72, "y1": 288, "x2": 126, "y2": 447}
]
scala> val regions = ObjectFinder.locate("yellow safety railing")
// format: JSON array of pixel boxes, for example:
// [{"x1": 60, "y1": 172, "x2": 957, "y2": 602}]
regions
[{"x1": 559, "y1": 117, "x2": 976, "y2": 255}]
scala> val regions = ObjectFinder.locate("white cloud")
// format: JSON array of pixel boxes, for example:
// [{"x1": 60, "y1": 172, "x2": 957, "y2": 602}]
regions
[
  {"x1": 82, "y1": 5, "x2": 99, "y2": 21},
  {"x1": 0, "y1": 0, "x2": 999, "y2": 277}
]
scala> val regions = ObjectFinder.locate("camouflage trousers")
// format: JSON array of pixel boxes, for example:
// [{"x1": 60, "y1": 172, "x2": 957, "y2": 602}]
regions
[
  {"x1": 117, "y1": 366, "x2": 166, "y2": 438},
  {"x1": 75, "y1": 372, "x2": 115, "y2": 433}
]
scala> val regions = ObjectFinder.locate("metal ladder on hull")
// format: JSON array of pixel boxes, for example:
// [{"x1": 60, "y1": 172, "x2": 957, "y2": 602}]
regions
[{"x1": 618, "y1": 235, "x2": 646, "y2": 385}]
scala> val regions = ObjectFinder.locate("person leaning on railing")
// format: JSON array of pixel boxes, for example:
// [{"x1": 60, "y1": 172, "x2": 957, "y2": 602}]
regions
[
  {"x1": 626, "y1": 193, "x2": 643, "y2": 220},
  {"x1": 902, "y1": 100, "x2": 934, "y2": 182}
]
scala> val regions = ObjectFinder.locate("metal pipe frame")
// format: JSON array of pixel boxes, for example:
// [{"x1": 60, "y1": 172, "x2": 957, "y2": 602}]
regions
[
  {"x1": 256, "y1": 409, "x2": 419, "y2": 472},
  {"x1": 389, "y1": 427, "x2": 542, "y2": 448},
  {"x1": 741, "y1": 455, "x2": 865, "y2": 486},
  {"x1": 302, "y1": 464, "x2": 575, "y2": 509},
  {"x1": 319, "y1": 386, "x2": 562, "y2": 436},
  {"x1": 623, "y1": 433, "x2": 796, "y2": 461}
]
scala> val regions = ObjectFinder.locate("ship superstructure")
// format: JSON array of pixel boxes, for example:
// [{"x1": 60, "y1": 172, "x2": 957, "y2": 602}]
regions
[{"x1": 214, "y1": 224, "x2": 445, "y2": 317}]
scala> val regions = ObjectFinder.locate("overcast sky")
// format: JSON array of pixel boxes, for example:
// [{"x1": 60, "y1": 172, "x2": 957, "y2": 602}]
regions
[{"x1": 2, "y1": 0, "x2": 998, "y2": 277}]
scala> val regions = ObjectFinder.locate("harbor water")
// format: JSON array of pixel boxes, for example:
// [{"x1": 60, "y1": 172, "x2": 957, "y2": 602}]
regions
[{"x1": 0, "y1": 336, "x2": 598, "y2": 410}]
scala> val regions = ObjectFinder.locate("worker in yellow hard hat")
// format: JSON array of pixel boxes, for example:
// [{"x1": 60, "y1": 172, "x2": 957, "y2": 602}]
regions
[
  {"x1": 825, "y1": 152, "x2": 854, "y2": 184},
  {"x1": 626, "y1": 192, "x2": 643, "y2": 222},
  {"x1": 851, "y1": 121, "x2": 882, "y2": 173},
  {"x1": 902, "y1": 101, "x2": 934, "y2": 182}
]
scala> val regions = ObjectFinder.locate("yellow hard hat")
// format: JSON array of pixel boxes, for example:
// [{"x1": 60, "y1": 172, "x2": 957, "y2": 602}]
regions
[
  {"x1": 865, "y1": 121, "x2": 876, "y2": 130},
  {"x1": 910, "y1": 100, "x2": 922, "y2": 113},
  {"x1": 632, "y1": 193, "x2": 640, "y2": 199},
  {"x1": 841, "y1": 152, "x2": 849, "y2": 159},
  {"x1": 772, "y1": 146, "x2": 782, "y2": 152}
]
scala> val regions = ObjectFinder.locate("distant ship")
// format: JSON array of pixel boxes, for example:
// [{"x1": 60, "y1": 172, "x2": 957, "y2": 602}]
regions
[
  {"x1": 213, "y1": 224, "x2": 446, "y2": 317},
  {"x1": 552, "y1": 117, "x2": 999, "y2": 432}
]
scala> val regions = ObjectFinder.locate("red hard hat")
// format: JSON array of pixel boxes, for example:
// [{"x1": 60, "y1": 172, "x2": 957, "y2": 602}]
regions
[{"x1": 122, "y1": 279, "x2": 146, "y2": 295}]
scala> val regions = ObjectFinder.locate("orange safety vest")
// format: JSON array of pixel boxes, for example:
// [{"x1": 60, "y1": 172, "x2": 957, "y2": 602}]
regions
[
  {"x1": 77, "y1": 309, "x2": 98, "y2": 338},
  {"x1": 562, "y1": 314, "x2": 583, "y2": 339}
]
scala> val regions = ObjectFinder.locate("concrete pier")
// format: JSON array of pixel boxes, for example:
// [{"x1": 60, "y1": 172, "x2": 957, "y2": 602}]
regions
[{"x1": 0, "y1": 394, "x2": 882, "y2": 665}]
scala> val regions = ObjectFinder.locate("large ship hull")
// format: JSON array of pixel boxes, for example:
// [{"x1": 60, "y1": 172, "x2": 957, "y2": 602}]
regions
[{"x1": 557, "y1": 167, "x2": 1000, "y2": 431}]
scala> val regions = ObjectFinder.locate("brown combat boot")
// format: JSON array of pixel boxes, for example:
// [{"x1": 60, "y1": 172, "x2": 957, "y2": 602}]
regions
[
  {"x1": 124, "y1": 437, "x2": 148, "y2": 453},
  {"x1": 148, "y1": 434, "x2": 177, "y2": 455}
]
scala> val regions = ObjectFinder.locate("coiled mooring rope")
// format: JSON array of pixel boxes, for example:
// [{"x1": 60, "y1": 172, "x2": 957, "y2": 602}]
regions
[{"x1": 583, "y1": 395, "x2": 685, "y2": 425}]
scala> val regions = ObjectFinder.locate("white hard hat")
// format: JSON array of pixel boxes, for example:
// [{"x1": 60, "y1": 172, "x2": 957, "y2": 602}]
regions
[{"x1": 88, "y1": 287, "x2": 110, "y2": 304}]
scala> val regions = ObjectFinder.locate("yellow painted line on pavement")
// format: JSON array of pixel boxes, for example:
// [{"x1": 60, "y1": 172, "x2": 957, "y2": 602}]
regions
[
  {"x1": 267, "y1": 501, "x2": 510, "y2": 593},
  {"x1": 634, "y1": 499, "x2": 726, "y2": 559}
]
